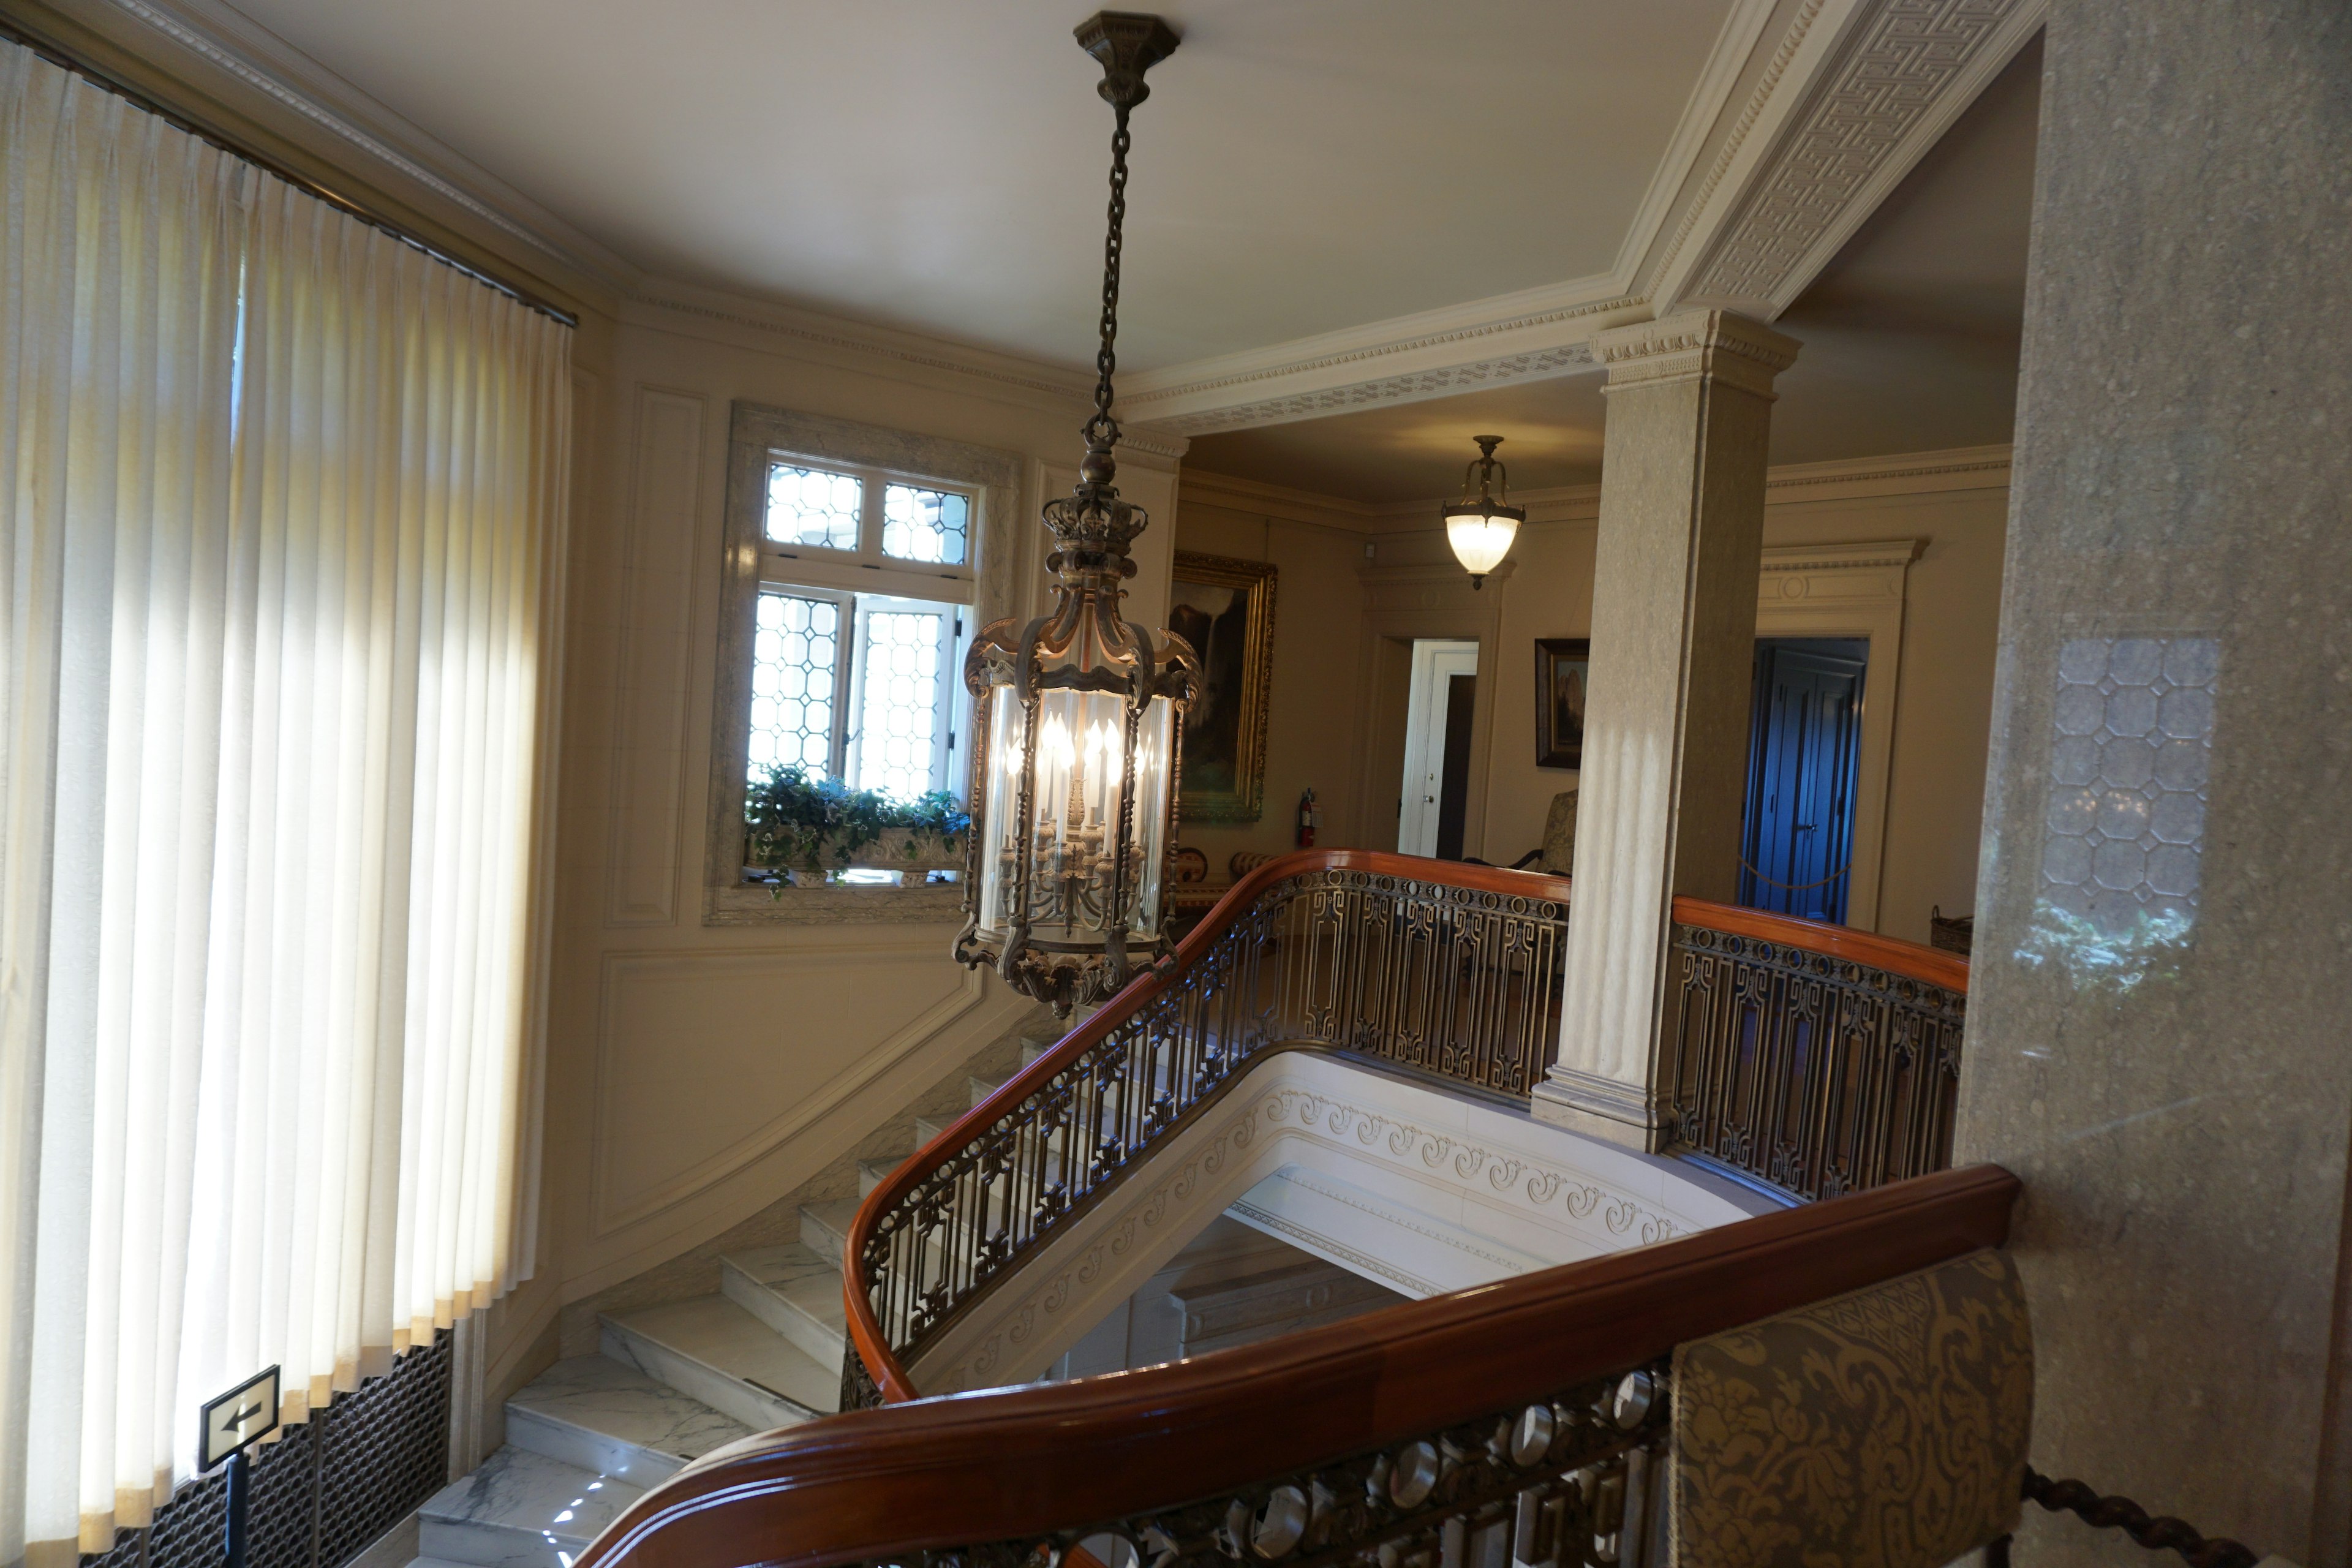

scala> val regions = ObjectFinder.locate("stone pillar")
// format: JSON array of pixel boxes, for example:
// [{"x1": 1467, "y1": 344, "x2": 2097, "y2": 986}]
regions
[
  {"x1": 1953, "y1": 3, "x2": 2352, "y2": 1561},
  {"x1": 1531, "y1": 310, "x2": 1798, "y2": 1148}
]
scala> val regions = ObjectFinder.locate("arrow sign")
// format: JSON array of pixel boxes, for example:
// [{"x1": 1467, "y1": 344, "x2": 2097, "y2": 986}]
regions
[{"x1": 200, "y1": 1368, "x2": 281, "y2": 1471}]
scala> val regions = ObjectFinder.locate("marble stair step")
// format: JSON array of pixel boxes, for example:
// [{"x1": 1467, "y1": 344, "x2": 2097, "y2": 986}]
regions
[
  {"x1": 720, "y1": 1243, "x2": 846, "y2": 1366},
  {"x1": 502, "y1": 1354, "x2": 751, "y2": 1487},
  {"x1": 417, "y1": 1444, "x2": 643, "y2": 1568},
  {"x1": 601, "y1": 1294, "x2": 834, "y2": 1431},
  {"x1": 858, "y1": 1158, "x2": 901, "y2": 1197},
  {"x1": 798, "y1": 1198, "x2": 864, "y2": 1266}
]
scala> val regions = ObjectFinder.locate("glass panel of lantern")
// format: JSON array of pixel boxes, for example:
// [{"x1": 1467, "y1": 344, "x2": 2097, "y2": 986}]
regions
[{"x1": 978, "y1": 684, "x2": 1174, "y2": 946}]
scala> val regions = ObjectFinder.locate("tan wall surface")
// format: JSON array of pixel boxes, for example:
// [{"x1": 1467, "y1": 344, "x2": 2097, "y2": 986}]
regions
[
  {"x1": 1169, "y1": 500, "x2": 1372, "y2": 871},
  {"x1": 1178, "y1": 458, "x2": 2008, "y2": 946}
]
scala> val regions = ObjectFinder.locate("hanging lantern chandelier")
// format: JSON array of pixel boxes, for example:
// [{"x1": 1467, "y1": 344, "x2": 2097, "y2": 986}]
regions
[
  {"x1": 954, "y1": 12, "x2": 1199, "y2": 1016},
  {"x1": 1443, "y1": 434, "x2": 1525, "y2": 589}
]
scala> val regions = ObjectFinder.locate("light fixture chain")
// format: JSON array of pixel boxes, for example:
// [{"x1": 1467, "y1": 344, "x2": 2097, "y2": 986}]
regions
[{"x1": 1087, "y1": 100, "x2": 1133, "y2": 448}]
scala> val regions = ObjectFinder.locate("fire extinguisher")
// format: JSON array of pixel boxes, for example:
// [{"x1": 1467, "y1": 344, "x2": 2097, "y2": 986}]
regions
[{"x1": 1296, "y1": 786, "x2": 1319, "y2": 849}]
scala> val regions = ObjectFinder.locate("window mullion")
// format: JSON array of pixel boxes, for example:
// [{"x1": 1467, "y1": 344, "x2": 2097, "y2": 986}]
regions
[
  {"x1": 861, "y1": 465, "x2": 884, "y2": 559},
  {"x1": 834, "y1": 592, "x2": 859, "y2": 781}
]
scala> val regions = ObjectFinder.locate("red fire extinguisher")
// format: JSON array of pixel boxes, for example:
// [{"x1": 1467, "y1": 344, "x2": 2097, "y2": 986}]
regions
[{"x1": 1296, "y1": 786, "x2": 1319, "y2": 849}]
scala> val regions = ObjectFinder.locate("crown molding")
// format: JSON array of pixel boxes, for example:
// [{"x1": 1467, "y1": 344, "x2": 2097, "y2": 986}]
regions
[
  {"x1": 1120, "y1": 282, "x2": 1651, "y2": 438},
  {"x1": 1593, "y1": 309, "x2": 1804, "y2": 398},
  {"x1": 35, "y1": 0, "x2": 644, "y2": 307},
  {"x1": 1175, "y1": 470, "x2": 1381, "y2": 530},
  {"x1": 1762, "y1": 442, "x2": 2013, "y2": 502},
  {"x1": 1117, "y1": 0, "x2": 1785, "y2": 440},
  {"x1": 1191, "y1": 442, "x2": 2009, "y2": 544},
  {"x1": 1128, "y1": 0, "x2": 2040, "y2": 440},
  {"x1": 1656, "y1": 0, "x2": 2047, "y2": 316}
]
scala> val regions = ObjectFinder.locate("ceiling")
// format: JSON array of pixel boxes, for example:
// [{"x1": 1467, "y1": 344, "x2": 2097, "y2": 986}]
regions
[
  {"x1": 219, "y1": 0, "x2": 1740, "y2": 372},
  {"x1": 1184, "y1": 34, "x2": 2043, "y2": 503}
]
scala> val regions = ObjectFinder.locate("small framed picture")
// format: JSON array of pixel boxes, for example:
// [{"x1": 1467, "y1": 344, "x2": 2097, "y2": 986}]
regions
[{"x1": 1534, "y1": 638, "x2": 1591, "y2": 769}]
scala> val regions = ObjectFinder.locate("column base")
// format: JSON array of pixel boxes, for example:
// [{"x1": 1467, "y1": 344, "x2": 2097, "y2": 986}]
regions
[{"x1": 1529, "y1": 1066, "x2": 1672, "y2": 1155}]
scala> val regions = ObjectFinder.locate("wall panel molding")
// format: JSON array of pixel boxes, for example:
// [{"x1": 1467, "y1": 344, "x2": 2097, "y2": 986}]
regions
[
  {"x1": 589, "y1": 942, "x2": 988, "y2": 1236},
  {"x1": 604, "y1": 385, "x2": 707, "y2": 925},
  {"x1": 1755, "y1": 537, "x2": 1923, "y2": 930}
]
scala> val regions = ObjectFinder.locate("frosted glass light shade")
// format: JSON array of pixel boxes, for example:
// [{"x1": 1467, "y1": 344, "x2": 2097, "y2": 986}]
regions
[{"x1": 1445, "y1": 506, "x2": 1522, "y2": 579}]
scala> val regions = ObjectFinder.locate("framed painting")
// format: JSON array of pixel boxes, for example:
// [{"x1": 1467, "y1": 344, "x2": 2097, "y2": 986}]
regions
[
  {"x1": 1535, "y1": 638, "x2": 1590, "y2": 769},
  {"x1": 1169, "y1": 551, "x2": 1278, "y2": 821}
]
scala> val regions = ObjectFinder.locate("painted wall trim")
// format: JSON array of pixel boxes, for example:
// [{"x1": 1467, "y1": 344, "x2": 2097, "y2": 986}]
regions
[
  {"x1": 1754, "y1": 537, "x2": 1924, "y2": 931},
  {"x1": 589, "y1": 944, "x2": 994, "y2": 1237}
]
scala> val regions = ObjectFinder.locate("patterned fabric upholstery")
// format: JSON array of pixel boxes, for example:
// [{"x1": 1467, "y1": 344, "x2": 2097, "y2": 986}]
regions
[{"x1": 1672, "y1": 1248, "x2": 2032, "y2": 1568}]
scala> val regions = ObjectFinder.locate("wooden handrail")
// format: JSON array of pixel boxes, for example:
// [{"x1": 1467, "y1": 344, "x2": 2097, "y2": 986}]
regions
[
  {"x1": 842, "y1": 849, "x2": 1572, "y2": 1401},
  {"x1": 589, "y1": 1165, "x2": 2018, "y2": 1568},
  {"x1": 1671, "y1": 895, "x2": 1970, "y2": 993}
]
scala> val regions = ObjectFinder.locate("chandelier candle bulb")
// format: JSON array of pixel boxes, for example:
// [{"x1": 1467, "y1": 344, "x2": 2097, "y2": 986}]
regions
[{"x1": 954, "y1": 11, "x2": 1197, "y2": 1013}]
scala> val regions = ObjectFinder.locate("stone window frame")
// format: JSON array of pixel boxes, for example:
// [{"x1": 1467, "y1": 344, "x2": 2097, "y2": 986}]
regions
[{"x1": 706, "y1": 401, "x2": 1024, "y2": 925}]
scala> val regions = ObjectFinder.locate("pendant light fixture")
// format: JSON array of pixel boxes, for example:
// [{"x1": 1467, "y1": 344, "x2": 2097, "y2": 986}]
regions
[
  {"x1": 1443, "y1": 434, "x2": 1525, "y2": 589},
  {"x1": 954, "y1": 12, "x2": 1200, "y2": 1016}
]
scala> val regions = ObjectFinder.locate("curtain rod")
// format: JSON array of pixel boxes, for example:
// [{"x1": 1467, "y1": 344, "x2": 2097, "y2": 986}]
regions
[{"x1": 0, "y1": 15, "x2": 581, "y2": 328}]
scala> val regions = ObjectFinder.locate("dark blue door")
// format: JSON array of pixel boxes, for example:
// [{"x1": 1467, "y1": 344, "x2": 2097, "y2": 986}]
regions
[{"x1": 1739, "y1": 639, "x2": 1866, "y2": 922}]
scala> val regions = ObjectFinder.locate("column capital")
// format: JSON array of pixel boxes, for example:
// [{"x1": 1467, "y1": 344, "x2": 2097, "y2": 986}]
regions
[{"x1": 1592, "y1": 309, "x2": 1801, "y2": 399}]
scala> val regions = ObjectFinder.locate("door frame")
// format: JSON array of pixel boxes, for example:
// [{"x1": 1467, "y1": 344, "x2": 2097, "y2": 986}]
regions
[
  {"x1": 1752, "y1": 540, "x2": 1920, "y2": 932},
  {"x1": 1351, "y1": 561, "x2": 1513, "y2": 859},
  {"x1": 1398, "y1": 639, "x2": 1480, "y2": 858}
]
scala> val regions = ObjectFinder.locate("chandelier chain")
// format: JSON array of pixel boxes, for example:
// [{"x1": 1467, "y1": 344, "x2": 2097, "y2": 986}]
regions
[{"x1": 1087, "y1": 101, "x2": 1132, "y2": 449}]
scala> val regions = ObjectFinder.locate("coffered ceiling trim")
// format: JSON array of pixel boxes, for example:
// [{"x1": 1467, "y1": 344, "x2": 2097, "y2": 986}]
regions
[
  {"x1": 1660, "y1": 0, "x2": 2048, "y2": 316},
  {"x1": 1120, "y1": 0, "x2": 1786, "y2": 437},
  {"x1": 1134, "y1": 0, "x2": 2043, "y2": 439}
]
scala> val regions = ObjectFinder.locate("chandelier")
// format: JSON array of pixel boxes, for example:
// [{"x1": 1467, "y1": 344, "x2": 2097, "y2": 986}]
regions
[
  {"x1": 954, "y1": 12, "x2": 1199, "y2": 1015},
  {"x1": 1443, "y1": 434, "x2": 1525, "y2": 589}
]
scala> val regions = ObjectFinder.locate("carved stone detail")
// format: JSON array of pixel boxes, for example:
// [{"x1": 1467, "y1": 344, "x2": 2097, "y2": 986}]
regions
[{"x1": 1681, "y1": 0, "x2": 2044, "y2": 310}]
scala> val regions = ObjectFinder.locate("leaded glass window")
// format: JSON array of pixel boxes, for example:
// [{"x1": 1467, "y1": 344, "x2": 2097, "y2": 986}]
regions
[
  {"x1": 748, "y1": 590, "x2": 843, "y2": 780},
  {"x1": 742, "y1": 454, "x2": 974, "y2": 809},
  {"x1": 766, "y1": 464, "x2": 863, "y2": 550},
  {"x1": 851, "y1": 603, "x2": 954, "y2": 800},
  {"x1": 882, "y1": 482, "x2": 970, "y2": 565}
]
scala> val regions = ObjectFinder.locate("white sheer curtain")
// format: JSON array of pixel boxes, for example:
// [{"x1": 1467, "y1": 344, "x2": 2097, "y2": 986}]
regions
[{"x1": 0, "y1": 43, "x2": 565, "y2": 1566}]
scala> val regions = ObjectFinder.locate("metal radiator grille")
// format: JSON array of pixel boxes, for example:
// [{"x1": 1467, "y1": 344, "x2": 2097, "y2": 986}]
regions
[{"x1": 85, "y1": 1332, "x2": 453, "y2": 1568}]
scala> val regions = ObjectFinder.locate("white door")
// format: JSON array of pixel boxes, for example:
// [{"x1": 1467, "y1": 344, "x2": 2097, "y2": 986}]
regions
[{"x1": 1397, "y1": 639, "x2": 1479, "y2": 857}]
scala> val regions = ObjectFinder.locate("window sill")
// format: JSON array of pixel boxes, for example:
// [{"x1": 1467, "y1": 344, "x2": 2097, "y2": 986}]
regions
[{"x1": 706, "y1": 880, "x2": 967, "y2": 926}]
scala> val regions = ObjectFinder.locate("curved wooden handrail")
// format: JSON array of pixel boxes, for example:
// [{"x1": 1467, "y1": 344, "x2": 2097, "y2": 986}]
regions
[
  {"x1": 842, "y1": 849, "x2": 1572, "y2": 1401},
  {"x1": 589, "y1": 1164, "x2": 2017, "y2": 1568},
  {"x1": 1672, "y1": 895, "x2": 1969, "y2": 993}
]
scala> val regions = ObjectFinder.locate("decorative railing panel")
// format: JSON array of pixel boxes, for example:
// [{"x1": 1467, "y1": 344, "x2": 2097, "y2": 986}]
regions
[
  {"x1": 1665, "y1": 905, "x2": 1968, "y2": 1205},
  {"x1": 910, "y1": 1362, "x2": 1670, "y2": 1568},
  {"x1": 849, "y1": 851, "x2": 1572, "y2": 1405},
  {"x1": 584, "y1": 1168, "x2": 2022, "y2": 1568}
]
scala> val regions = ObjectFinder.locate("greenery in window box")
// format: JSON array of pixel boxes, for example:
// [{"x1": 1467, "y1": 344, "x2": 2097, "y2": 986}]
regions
[{"x1": 744, "y1": 764, "x2": 969, "y2": 873}]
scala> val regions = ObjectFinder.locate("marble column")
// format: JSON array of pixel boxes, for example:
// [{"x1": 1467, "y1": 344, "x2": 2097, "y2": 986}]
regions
[
  {"x1": 1531, "y1": 310, "x2": 1798, "y2": 1148},
  {"x1": 1953, "y1": 2, "x2": 2352, "y2": 1561}
]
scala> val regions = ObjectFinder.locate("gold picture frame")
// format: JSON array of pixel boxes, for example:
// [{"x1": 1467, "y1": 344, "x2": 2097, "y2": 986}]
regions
[{"x1": 1169, "y1": 551, "x2": 1278, "y2": 822}]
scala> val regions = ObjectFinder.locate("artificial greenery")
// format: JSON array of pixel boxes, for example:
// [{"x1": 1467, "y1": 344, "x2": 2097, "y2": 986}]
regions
[{"x1": 744, "y1": 763, "x2": 968, "y2": 870}]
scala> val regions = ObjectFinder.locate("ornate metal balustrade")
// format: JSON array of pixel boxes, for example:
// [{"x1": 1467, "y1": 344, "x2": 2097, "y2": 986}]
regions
[
  {"x1": 848, "y1": 850, "x2": 1572, "y2": 1406},
  {"x1": 852, "y1": 1363, "x2": 1670, "y2": 1568},
  {"x1": 1664, "y1": 902, "x2": 1969, "y2": 1205}
]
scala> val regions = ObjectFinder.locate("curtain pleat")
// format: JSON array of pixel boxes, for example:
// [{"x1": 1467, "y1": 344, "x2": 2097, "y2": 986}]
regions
[{"x1": 0, "y1": 42, "x2": 568, "y2": 1566}]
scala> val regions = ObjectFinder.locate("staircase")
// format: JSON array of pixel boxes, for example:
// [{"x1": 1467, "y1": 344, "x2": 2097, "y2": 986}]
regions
[{"x1": 407, "y1": 1037, "x2": 1055, "y2": 1568}]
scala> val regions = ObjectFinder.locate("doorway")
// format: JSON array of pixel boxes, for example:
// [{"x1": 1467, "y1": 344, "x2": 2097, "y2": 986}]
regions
[
  {"x1": 1399, "y1": 639, "x2": 1479, "y2": 859},
  {"x1": 1739, "y1": 638, "x2": 1866, "y2": 922}
]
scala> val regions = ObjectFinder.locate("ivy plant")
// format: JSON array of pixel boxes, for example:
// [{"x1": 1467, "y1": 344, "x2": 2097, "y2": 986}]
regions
[{"x1": 744, "y1": 763, "x2": 970, "y2": 870}]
